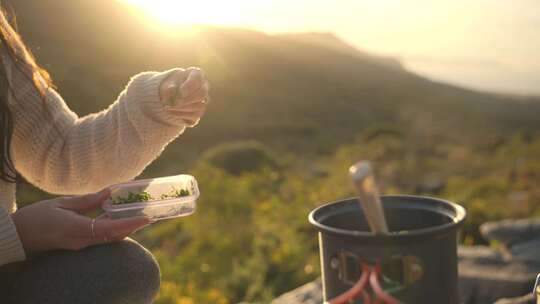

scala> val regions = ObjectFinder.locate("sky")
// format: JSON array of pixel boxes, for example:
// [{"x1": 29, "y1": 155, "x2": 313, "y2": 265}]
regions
[{"x1": 119, "y1": 0, "x2": 540, "y2": 95}]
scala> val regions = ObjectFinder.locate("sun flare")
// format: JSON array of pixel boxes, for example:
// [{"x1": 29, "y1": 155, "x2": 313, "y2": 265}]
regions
[{"x1": 119, "y1": 0, "x2": 244, "y2": 27}]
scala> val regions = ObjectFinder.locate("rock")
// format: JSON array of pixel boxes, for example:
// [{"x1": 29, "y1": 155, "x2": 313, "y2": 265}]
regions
[
  {"x1": 480, "y1": 218, "x2": 540, "y2": 264},
  {"x1": 510, "y1": 239, "x2": 540, "y2": 264},
  {"x1": 494, "y1": 293, "x2": 535, "y2": 304},
  {"x1": 414, "y1": 179, "x2": 445, "y2": 194},
  {"x1": 458, "y1": 245, "x2": 504, "y2": 262},
  {"x1": 458, "y1": 250, "x2": 536, "y2": 303},
  {"x1": 480, "y1": 219, "x2": 540, "y2": 248},
  {"x1": 271, "y1": 279, "x2": 323, "y2": 304}
]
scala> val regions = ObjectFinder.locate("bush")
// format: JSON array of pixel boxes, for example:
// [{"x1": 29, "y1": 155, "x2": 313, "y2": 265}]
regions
[{"x1": 201, "y1": 141, "x2": 279, "y2": 175}]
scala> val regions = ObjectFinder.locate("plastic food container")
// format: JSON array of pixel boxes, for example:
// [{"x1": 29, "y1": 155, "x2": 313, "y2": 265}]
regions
[{"x1": 103, "y1": 174, "x2": 199, "y2": 221}]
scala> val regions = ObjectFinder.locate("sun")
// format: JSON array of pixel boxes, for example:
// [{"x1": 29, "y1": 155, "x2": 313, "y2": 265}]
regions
[{"x1": 118, "y1": 0, "x2": 244, "y2": 27}]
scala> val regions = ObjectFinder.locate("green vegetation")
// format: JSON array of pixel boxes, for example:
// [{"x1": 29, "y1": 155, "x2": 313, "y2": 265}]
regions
[
  {"x1": 201, "y1": 141, "x2": 279, "y2": 175},
  {"x1": 111, "y1": 188, "x2": 191, "y2": 205},
  {"x1": 133, "y1": 133, "x2": 540, "y2": 304},
  {"x1": 112, "y1": 191, "x2": 153, "y2": 205},
  {"x1": 160, "y1": 188, "x2": 191, "y2": 200}
]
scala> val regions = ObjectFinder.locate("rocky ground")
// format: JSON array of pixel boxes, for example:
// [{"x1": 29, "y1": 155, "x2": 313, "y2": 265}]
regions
[{"x1": 272, "y1": 219, "x2": 540, "y2": 304}]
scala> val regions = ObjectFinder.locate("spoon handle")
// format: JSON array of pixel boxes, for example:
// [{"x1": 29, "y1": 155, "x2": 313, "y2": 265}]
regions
[{"x1": 349, "y1": 161, "x2": 389, "y2": 234}]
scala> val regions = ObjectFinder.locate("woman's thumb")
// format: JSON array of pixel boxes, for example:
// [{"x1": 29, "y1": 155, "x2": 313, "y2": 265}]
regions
[
  {"x1": 159, "y1": 69, "x2": 187, "y2": 106},
  {"x1": 160, "y1": 80, "x2": 180, "y2": 106},
  {"x1": 57, "y1": 188, "x2": 111, "y2": 212}
]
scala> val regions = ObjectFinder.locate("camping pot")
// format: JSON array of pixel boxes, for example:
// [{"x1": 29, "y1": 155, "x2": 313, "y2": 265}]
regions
[{"x1": 309, "y1": 195, "x2": 466, "y2": 303}]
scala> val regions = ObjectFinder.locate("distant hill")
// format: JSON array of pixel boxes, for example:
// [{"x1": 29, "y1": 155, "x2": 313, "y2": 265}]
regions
[
  {"x1": 276, "y1": 32, "x2": 403, "y2": 70},
  {"x1": 7, "y1": 0, "x2": 540, "y2": 174}
]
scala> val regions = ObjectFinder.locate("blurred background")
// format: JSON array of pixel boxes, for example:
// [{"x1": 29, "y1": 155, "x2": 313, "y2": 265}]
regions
[{"x1": 8, "y1": 0, "x2": 540, "y2": 303}]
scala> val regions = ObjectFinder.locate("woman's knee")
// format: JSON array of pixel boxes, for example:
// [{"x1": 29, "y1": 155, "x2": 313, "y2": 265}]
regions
[
  {"x1": 99, "y1": 238, "x2": 161, "y2": 302},
  {"x1": 11, "y1": 238, "x2": 161, "y2": 304}
]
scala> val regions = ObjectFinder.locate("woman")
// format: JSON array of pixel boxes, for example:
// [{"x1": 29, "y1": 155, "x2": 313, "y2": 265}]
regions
[{"x1": 0, "y1": 7, "x2": 209, "y2": 304}]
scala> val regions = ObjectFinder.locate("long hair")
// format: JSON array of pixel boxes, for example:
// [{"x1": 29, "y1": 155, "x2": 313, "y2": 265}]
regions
[{"x1": 0, "y1": 7, "x2": 53, "y2": 182}]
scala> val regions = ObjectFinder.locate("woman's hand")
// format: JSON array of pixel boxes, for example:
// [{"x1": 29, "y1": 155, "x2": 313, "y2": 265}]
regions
[
  {"x1": 159, "y1": 67, "x2": 210, "y2": 127},
  {"x1": 11, "y1": 189, "x2": 150, "y2": 253}
]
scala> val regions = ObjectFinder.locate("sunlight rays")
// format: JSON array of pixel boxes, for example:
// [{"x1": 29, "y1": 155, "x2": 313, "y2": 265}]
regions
[{"x1": 119, "y1": 0, "x2": 244, "y2": 27}]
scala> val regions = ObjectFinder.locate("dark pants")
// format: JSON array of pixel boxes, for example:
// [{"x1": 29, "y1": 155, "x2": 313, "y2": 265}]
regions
[{"x1": 0, "y1": 238, "x2": 161, "y2": 304}]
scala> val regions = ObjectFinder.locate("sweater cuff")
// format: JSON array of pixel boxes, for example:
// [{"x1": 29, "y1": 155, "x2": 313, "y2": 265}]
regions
[
  {"x1": 129, "y1": 69, "x2": 187, "y2": 127},
  {"x1": 0, "y1": 207, "x2": 26, "y2": 266}
]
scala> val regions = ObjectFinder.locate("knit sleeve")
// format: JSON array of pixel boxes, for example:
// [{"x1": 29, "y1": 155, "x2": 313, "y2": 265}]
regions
[
  {"x1": 5, "y1": 54, "x2": 187, "y2": 194},
  {"x1": 0, "y1": 207, "x2": 25, "y2": 266}
]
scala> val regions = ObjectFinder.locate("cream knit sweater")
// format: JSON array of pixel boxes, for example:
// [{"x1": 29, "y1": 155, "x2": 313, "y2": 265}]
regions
[{"x1": 0, "y1": 47, "x2": 188, "y2": 266}]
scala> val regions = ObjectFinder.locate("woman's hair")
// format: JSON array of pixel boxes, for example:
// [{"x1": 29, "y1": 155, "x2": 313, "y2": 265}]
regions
[{"x1": 0, "y1": 7, "x2": 53, "y2": 182}]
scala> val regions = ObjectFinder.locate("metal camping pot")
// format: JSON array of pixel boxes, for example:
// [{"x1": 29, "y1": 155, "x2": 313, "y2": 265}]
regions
[{"x1": 309, "y1": 195, "x2": 466, "y2": 304}]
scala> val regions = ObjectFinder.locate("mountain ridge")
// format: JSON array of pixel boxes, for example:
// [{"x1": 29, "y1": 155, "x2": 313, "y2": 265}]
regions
[
  {"x1": 6, "y1": 0, "x2": 540, "y2": 172},
  {"x1": 275, "y1": 32, "x2": 404, "y2": 71}
]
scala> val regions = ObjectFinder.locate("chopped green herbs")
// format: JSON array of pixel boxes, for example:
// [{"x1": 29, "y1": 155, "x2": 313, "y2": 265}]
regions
[
  {"x1": 111, "y1": 187, "x2": 191, "y2": 205},
  {"x1": 161, "y1": 188, "x2": 190, "y2": 199},
  {"x1": 112, "y1": 191, "x2": 152, "y2": 205}
]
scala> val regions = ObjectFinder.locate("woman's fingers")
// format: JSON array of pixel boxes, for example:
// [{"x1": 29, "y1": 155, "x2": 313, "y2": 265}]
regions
[
  {"x1": 159, "y1": 67, "x2": 210, "y2": 125},
  {"x1": 167, "y1": 91, "x2": 207, "y2": 126},
  {"x1": 95, "y1": 213, "x2": 111, "y2": 220},
  {"x1": 161, "y1": 82, "x2": 179, "y2": 106},
  {"x1": 182, "y1": 117, "x2": 201, "y2": 127},
  {"x1": 168, "y1": 109, "x2": 206, "y2": 120},
  {"x1": 168, "y1": 108, "x2": 206, "y2": 127},
  {"x1": 89, "y1": 216, "x2": 150, "y2": 245},
  {"x1": 56, "y1": 188, "x2": 111, "y2": 213},
  {"x1": 174, "y1": 81, "x2": 209, "y2": 105},
  {"x1": 159, "y1": 69, "x2": 187, "y2": 106},
  {"x1": 168, "y1": 100, "x2": 207, "y2": 113},
  {"x1": 160, "y1": 69, "x2": 207, "y2": 105},
  {"x1": 63, "y1": 214, "x2": 150, "y2": 250},
  {"x1": 160, "y1": 67, "x2": 209, "y2": 108},
  {"x1": 180, "y1": 68, "x2": 204, "y2": 99}
]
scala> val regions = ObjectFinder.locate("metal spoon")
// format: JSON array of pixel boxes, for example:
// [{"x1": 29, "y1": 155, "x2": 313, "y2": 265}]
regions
[{"x1": 349, "y1": 161, "x2": 389, "y2": 234}]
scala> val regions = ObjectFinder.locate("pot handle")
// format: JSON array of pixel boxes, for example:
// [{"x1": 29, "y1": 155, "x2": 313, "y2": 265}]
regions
[
  {"x1": 326, "y1": 262, "x2": 401, "y2": 304},
  {"x1": 369, "y1": 262, "x2": 400, "y2": 304},
  {"x1": 326, "y1": 262, "x2": 371, "y2": 304}
]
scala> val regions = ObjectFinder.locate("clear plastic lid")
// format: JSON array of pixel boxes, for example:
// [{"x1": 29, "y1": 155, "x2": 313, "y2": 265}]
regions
[{"x1": 102, "y1": 174, "x2": 199, "y2": 221}]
